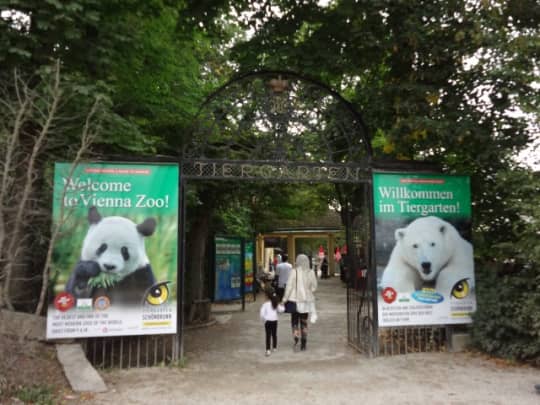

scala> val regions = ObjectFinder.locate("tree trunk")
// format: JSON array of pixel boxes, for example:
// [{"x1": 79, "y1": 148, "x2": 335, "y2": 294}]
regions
[{"x1": 185, "y1": 211, "x2": 211, "y2": 307}]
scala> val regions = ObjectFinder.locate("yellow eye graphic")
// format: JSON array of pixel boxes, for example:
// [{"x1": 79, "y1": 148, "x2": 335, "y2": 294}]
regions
[
  {"x1": 451, "y1": 279, "x2": 470, "y2": 299},
  {"x1": 145, "y1": 282, "x2": 170, "y2": 305}
]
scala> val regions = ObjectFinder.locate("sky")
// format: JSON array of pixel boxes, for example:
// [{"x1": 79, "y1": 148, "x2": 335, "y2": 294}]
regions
[{"x1": 518, "y1": 138, "x2": 540, "y2": 170}]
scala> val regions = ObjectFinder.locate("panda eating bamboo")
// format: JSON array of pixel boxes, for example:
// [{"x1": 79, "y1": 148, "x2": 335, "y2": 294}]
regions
[{"x1": 66, "y1": 206, "x2": 161, "y2": 306}]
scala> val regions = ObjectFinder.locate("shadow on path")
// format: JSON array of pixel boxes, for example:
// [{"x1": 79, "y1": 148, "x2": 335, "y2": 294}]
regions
[
  {"x1": 184, "y1": 275, "x2": 358, "y2": 368},
  {"x1": 91, "y1": 276, "x2": 540, "y2": 404}
]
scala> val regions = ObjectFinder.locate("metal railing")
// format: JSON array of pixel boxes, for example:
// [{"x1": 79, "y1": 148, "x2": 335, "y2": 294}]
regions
[
  {"x1": 82, "y1": 334, "x2": 180, "y2": 369},
  {"x1": 378, "y1": 326, "x2": 447, "y2": 356}
]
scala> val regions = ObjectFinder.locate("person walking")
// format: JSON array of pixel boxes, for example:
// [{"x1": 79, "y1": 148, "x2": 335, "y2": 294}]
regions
[
  {"x1": 259, "y1": 290, "x2": 283, "y2": 356},
  {"x1": 320, "y1": 256, "x2": 329, "y2": 279},
  {"x1": 282, "y1": 254, "x2": 318, "y2": 352},
  {"x1": 275, "y1": 253, "x2": 292, "y2": 301}
]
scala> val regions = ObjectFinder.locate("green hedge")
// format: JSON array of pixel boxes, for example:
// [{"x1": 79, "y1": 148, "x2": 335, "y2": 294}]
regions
[{"x1": 471, "y1": 261, "x2": 540, "y2": 366}]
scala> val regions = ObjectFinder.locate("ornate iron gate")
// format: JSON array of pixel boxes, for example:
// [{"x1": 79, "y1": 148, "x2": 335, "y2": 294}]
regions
[
  {"x1": 340, "y1": 183, "x2": 377, "y2": 355},
  {"x1": 179, "y1": 70, "x2": 379, "y2": 356},
  {"x1": 83, "y1": 70, "x2": 375, "y2": 367},
  {"x1": 82, "y1": 70, "x2": 448, "y2": 367}
]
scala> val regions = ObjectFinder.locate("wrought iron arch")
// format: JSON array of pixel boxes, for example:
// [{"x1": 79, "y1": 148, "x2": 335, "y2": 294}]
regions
[
  {"x1": 181, "y1": 70, "x2": 379, "y2": 357},
  {"x1": 181, "y1": 70, "x2": 372, "y2": 182}
]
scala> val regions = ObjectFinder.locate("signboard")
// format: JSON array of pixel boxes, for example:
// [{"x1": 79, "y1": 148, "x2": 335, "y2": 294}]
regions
[
  {"x1": 46, "y1": 162, "x2": 179, "y2": 339},
  {"x1": 244, "y1": 241, "x2": 254, "y2": 294},
  {"x1": 373, "y1": 172, "x2": 476, "y2": 327},
  {"x1": 214, "y1": 237, "x2": 242, "y2": 301}
]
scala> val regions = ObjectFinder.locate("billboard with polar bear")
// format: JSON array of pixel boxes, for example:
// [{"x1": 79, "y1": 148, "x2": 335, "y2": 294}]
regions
[
  {"x1": 46, "y1": 162, "x2": 179, "y2": 339},
  {"x1": 373, "y1": 172, "x2": 476, "y2": 327}
]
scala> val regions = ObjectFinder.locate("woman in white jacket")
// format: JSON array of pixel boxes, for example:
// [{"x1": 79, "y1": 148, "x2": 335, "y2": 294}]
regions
[{"x1": 282, "y1": 253, "x2": 318, "y2": 351}]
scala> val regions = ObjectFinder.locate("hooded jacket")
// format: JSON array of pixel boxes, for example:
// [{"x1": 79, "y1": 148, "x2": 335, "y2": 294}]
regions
[{"x1": 282, "y1": 254, "x2": 318, "y2": 314}]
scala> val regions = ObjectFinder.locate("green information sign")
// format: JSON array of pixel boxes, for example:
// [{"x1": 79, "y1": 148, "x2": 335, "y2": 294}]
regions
[{"x1": 214, "y1": 237, "x2": 243, "y2": 301}]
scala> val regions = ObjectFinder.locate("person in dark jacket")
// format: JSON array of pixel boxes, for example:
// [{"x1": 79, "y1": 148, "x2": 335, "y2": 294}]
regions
[{"x1": 320, "y1": 257, "x2": 329, "y2": 279}]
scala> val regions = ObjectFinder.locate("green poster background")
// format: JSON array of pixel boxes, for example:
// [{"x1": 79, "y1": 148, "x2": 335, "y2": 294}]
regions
[
  {"x1": 373, "y1": 173, "x2": 471, "y2": 220},
  {"x1": 50, "y1": 162, "x2": 179, "y2": 299}
]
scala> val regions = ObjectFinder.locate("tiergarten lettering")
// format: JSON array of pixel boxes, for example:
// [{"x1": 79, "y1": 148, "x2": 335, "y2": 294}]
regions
[{"x1": 182, "y1": 160, "x2": 369, "y2": 182}]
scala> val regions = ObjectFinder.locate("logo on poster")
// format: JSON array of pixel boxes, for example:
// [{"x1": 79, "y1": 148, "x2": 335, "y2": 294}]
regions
[
  {"x1": 412, "y1": 289, "x2": 444, "y2": 304},
  {"x1": 54, "y1": 292, "x2": 75, "y2": 311},
  {"x1": 382, "y1": 287, "x2": 397, "y2": 304},
  {"x1": 94, "y1": 296, "x2": 111, "y2": 311},
  {"x1": 76, "y1": 298, "x2": 93, "y2": 310}
]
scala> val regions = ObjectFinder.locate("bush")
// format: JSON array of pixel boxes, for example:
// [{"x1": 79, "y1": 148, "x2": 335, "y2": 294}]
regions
[{"x1": 471, "y1": 261, "x2": 540, "y2": 366}]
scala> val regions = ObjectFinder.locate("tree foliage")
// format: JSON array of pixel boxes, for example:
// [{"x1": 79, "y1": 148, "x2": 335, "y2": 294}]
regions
[
  {"x1": 1, "y1": 0, "x2": 213, "y2": 153},
  {"x1": 0, "y1": 0, "x2": 219, "y2": 310},
  {"x1": 471, "y1": 169, "x2": 540, "y2": 364},
  {"x1": 185, "y1": 0, "x2": 540, "y2": 360},
  {"x1": 213, "y1": 182, "x2": 335, "y2": 237}
]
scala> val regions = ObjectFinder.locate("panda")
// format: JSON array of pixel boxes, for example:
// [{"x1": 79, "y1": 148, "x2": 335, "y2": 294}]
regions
[{"x1": 66, "y1": 206, "x2": 158, "y2": 306}]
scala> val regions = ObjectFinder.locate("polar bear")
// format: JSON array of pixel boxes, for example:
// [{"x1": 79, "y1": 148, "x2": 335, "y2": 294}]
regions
[{"x1": 380, "y1": 216, "x2": 475, "y2": 297}]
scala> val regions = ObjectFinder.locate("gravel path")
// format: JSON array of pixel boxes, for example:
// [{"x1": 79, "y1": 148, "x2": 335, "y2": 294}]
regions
[{"x1": 91, "y1": 277, "x2": 539, "y2": 404}]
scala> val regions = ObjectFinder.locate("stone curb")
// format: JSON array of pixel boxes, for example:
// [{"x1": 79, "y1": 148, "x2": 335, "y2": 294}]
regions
[{"x1": 56, "y1": 343, "x2": 107, "y2": 393}]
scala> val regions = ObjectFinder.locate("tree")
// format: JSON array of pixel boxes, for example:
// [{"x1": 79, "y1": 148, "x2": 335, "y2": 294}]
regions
[
  {"x1": 0, "y1": 62, "x2": 104, "y2": 310},
  {"x1": 471, "y1": 168, "x2": 540, "y2": 364},
  {"x1": 0, "y1": 1, "x2": 222, "y2": 311},
  {"x1": 184, "y1": 0, "x2": 540, "y2": 359}
]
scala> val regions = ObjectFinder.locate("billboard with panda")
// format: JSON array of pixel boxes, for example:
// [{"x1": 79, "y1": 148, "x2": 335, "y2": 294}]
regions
[
  {"x1": 46, "y1": 162, "x2": 179, "y2": 339},
  {"x1": 373, "y1": 172, "x2": 476, "y2": 327}
]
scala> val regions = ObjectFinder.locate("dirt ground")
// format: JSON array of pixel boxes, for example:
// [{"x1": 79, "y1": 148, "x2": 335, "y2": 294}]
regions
[
  {"x1": 0, "y1": 333, "x2": 69, "y2": 402},
  {"x1": 1, "y1": 277, "x2": 539, "y2": 404},
  {"x1": 0, "y1": 310, "x2": 91, "y2": 404}
]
